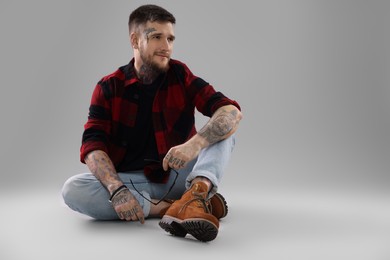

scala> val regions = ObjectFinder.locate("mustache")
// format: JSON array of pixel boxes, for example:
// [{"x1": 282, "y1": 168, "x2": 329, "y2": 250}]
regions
[{"x1": 154, "y1": 52, "x2": 170, "y2": 58}]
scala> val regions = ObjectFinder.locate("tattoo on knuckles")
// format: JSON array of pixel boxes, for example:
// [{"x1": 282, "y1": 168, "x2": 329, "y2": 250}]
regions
[
  {"x1": 122, "y1": 211, "x2": 134, "y2": 219},
  {"x1": 168, "y1": 156, "x2": 185, "y2": 168},
  {"x1": 169, "y1": 156, "x2": 179, "y2": 165},
  {"x1": 133, "y1": 207, "x2": 140, "y2": 214},
  {"x1": 168, "y1": 156, "x2": 174, "y2": 164},
  {"x1": 122, "y1": 207, "x2": 142, "y2": 220}
]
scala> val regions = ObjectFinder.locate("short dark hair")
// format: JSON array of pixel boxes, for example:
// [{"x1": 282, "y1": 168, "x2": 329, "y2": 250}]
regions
[{"x1": 128, "y1": 4, "x2": 176, "y2": 33}]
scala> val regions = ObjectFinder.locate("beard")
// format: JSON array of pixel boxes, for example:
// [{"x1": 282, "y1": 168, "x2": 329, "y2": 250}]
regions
[
  {"x1": 137, "y1": 45, "x2": 170, "y2": 84},
  {"x1": 139, "y1": 49, "x2": 170, "y2": 75}
]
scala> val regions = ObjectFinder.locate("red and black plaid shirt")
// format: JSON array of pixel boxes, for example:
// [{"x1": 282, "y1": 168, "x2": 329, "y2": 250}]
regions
[{"x1": 80, "y1": 58, "x2": 241, "y2": 169}]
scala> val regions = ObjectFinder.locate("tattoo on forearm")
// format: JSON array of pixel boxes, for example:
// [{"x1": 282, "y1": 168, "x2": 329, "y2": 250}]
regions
[
  {"x1": 199, "y1": 109, "x2": 238, "y2": 144},
  {"x1": 85, "y1": 151, "x2": 122, "y2": 191}
]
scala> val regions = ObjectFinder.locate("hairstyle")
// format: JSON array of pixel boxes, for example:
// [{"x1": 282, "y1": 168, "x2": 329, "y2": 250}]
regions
[{"x1": 128, "y1": 4, "x2": 176, "y2": 33}]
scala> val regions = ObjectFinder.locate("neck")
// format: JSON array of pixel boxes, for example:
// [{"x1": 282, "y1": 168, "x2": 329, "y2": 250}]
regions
[{"x1": 137, "y1": 64, "x2": 159, "y2": 84}]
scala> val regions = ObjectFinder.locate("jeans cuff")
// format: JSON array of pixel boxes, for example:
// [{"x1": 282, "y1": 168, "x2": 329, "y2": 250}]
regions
[{"x1": 141, "y1": 190, "x2": 151, "y2": 217}]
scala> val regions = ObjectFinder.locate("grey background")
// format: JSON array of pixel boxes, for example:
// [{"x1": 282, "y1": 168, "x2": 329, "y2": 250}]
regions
[
  {"x1": 0, "y1": 1, "x2": 389, "y2": 259},
  {"x1": 0, "y1": 0, "x2": 389, "y2": 191}
]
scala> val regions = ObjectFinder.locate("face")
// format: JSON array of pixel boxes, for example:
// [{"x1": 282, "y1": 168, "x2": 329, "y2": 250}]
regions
[{"x1": 133, "y1": 21, "x2": 175, "y2": 73}]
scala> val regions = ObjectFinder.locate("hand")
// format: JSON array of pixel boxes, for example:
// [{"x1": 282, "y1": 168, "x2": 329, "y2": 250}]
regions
[
  {"x1": 163, "y1": 141, "x2": 202, "y2": 171},
  {"x1": 111, "y1": 188, "x2": 145, "y2": 224}
]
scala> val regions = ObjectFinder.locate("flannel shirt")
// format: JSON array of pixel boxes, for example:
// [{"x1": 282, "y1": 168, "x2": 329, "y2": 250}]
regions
[{"x1": 80, "y1": 58, "x2": 241, "y2": 171}]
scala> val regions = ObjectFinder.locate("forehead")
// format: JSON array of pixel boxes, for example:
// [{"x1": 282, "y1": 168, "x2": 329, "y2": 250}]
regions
[{"x1": 142, "y1": 21, "x2": 175, "y2": 35}]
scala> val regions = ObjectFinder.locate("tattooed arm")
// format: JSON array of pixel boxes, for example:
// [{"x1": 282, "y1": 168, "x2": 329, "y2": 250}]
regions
[
  {"x1": 85, "y1": 150, "x2": 145, "y2": 223},
  {"x1": 85, "y1": 150, "x2": 122, "y2": 193},
  {"x1": 198, "y1": 105, "x2": 242, "y2": 145},
  {"x1": 163, "y1": 105, "x2": 242, "y2": 170}
]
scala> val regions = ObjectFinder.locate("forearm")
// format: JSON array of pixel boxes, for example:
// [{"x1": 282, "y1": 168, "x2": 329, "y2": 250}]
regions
[
  {"x1": 162, "y1": 105, "x2": 242, "y2": 170},
  {"x1": 84, "y1": 150, "x2": 123, "y2": 194},
  {"x1": 196, "y1": 105, "x2": 242, "y2": 148}
]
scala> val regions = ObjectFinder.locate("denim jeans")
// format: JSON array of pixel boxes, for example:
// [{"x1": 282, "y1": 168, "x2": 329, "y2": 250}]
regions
[{"x1": 62, "y1": 135, "x2": 235, "y2": 220}]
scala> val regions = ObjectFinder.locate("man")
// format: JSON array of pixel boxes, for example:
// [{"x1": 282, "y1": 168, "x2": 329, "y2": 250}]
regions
[{"x1": 62, "y1": 4, "x2": 242, "y2": 242}]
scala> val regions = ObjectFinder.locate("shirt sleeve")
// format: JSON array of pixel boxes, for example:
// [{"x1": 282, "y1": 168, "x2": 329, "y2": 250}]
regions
[
  {"x1": 80, "y1": 80, "x2": 112, "y2": 163},
  {"x1": 181, "y1": 62, "x2": 241, "y2": 117}
]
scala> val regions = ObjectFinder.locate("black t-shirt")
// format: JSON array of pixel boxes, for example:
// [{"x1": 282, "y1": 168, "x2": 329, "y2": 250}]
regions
[{"x1": 116, "y1": 74, "x2": 163, "y2": 172}]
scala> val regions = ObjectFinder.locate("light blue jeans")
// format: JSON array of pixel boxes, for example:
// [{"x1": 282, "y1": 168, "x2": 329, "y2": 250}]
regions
[{"x1": 62, "y1": 135, "x2": 235, "y2": 220}]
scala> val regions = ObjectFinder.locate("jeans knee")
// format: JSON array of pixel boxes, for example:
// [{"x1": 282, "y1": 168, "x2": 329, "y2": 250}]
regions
[
  {"x1": 61, "y1": 175, "x2": 89, "y2": 211},
  {"x1": 61, "y1": 176, "x2": 77, "y2": 208},
  {"x1": 61, "y1": 175, "x2": 117, "y2": 219}
]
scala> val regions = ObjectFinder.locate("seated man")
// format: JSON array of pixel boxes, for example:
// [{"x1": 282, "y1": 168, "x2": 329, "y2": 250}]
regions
[{"x1": 62, "y1": 4, "x2": 242, "y2": 242}]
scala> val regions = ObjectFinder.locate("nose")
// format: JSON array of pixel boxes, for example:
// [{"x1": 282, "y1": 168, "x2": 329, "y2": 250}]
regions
[{"x1": 161, "y1": 38, "x2": 171, "y2": 51}]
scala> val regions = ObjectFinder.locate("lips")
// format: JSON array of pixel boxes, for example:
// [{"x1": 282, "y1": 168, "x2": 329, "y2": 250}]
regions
[{"x1": 155, "y1": 52, "x2": 170, "y2": 59}]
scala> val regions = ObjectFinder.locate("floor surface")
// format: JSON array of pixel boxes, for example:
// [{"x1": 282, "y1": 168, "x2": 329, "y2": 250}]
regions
[{"x1": 1, "y1": 186, "x2": 390, "y2": 260}]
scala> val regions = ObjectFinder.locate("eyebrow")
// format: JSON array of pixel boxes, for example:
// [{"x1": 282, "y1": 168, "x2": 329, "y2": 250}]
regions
[{"x1": 147, "y1": 31, "x2": 176, "y2": 40}]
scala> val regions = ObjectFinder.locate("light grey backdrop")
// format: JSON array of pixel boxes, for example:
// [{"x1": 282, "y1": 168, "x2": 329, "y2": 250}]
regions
[{"x1": 0, "y1": 0, "x2": 389, "y2": 193}]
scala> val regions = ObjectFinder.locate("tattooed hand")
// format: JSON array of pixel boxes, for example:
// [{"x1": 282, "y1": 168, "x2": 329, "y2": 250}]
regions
[
  {"x1": 111, "y1": 188, "x2": 145, "y2": 224},
  {"x1": 163, "y1": 141, "x2": 202, "y2": 171}
]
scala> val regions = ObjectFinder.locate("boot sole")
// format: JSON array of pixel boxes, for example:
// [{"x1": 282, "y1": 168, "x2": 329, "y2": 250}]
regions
[
  {"x1": 158, "y1": 216, "x2": 187, "y2": 237},
  {"x1": 159, "y1": 216, "x2": 218, "y2": 242}
]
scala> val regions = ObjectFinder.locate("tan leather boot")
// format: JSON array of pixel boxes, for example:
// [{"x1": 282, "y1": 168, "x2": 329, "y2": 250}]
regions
[
  {"x1": 159, "y1": 182, "x2": 219, "y2": 242},
  {"x1": 209, "y1": 193, "x2": 228, "y2": 219},
  {"x1": 158, "y1": 192, "x2": 228, "y2": 219}
]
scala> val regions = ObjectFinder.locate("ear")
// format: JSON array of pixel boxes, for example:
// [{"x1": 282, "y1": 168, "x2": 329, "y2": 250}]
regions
[{"x1": 130, "y1": 32, "x2": 139, "y2": 50}]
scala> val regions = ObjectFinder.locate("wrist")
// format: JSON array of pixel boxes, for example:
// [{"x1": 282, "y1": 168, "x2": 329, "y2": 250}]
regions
[
  {"x1": 109, "y1": 184, "x2": 128, "y2": 202},
  {"x1": 107, "y1": 182, "x2": 125, "y2": 194},
  {"x1": 190, "y1": 134, "x2": 209, "y2": 149}
]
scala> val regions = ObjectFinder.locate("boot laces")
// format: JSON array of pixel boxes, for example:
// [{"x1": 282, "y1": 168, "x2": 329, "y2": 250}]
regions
[{"x1": 178, "y1": 190, "x2": 211, "y2": 214}]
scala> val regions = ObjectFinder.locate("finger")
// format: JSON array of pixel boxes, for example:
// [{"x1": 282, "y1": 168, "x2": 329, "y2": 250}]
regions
[
  {"x1": 178, "y1": 159, "x2": 186, "y2": 168},
  {"x1": 130, "y1": 209, "x2": 138, "y2": 222},
  {"x1": 118, "y1": 208, "x2": 137, "y2": 221},
  {"x1": 122, "y1": 210, "x2": 133, "y2": 221},
  {"x1": 133, "y1": 207, "x2": 145, "y2": 224},
  {"x1": 139, "y1": 215, "x2": 145, "y2": 224},
  {"x1": 173, "y1": 158, "x2": 186, "y2": 169},
  {"x1": 138, "y1": 209, "x2": 145, "y2": 224},
  {"x1": 167, "y1": 154, "x2": 178, "y2": 169},
  {"x1": 137, "y1": 212, "x2": 145, "y2": 224},
  {"x1": 162, "y1": 153, "x2": 171, "y2": 171},
  {"x1": 168, "y1": 156, "x2": 185, "y2": 169},
  {"x1": 114, "y1": 207, "x2": 123, "y2": 220},
  {"x1": 120, "y1": 211, "x2": 129, "y2": 220}
]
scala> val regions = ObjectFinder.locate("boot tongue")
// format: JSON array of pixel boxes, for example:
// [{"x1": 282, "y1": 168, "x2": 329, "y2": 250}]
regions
[{"x1": 189, "y1": 182, "x2": 209, "y2": 209}]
